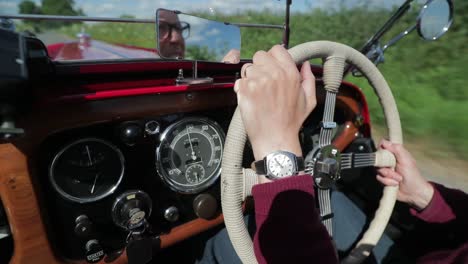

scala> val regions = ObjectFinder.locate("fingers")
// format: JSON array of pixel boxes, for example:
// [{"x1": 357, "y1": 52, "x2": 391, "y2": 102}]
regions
[
  {"x1": 377, "y1": 167, "x2": 403, "y2": 182},
  {"x1": 240, "y1": 63, "x2": 253, "y2": 79},
  {"x1": 222, "y1": 49, "x2": 240, "y2": 64},
  {"x1": 379, "y1": 139, "x2": 414, "y2": 165},
  {"x1": 252, "y1": 50, "x2": 277, "y2": 67},
  {"x1": 376, "y1": 175, "x2": 399, "y2": 186},
  {"x1": 234, "y1": 79, "x2": 241, "y2": 93},
  {"x1": 268, "y1": 45, "x2": 297, "y2": 71},
  {"x1": 300, "y1": 61, "x2": 317, "y2": 112}
]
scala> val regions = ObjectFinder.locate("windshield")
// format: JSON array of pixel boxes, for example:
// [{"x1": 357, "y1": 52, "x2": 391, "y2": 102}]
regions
[{"x1": 0, "y1": 0, "x2": 406, "y2": 61}]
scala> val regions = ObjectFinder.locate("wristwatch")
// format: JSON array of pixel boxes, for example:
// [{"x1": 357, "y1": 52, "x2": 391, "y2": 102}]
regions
[{"x1": 253, "y1": 150, "x2": 305, "y2": 180}]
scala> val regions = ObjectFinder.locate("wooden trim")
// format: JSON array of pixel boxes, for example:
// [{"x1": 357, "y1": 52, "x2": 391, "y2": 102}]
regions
[
  {"x1": 159, "y1": 214, "x2": 225, "y2": 249},
  {"x1": 0, "y1": 144, "x2": 61, "y2": 264},
  {"x1": 333, "y1": 121, "x2": 360, "y2": 152},
  {"x1": 80, "y1": 214, "x2": 226, "y2": 264}
]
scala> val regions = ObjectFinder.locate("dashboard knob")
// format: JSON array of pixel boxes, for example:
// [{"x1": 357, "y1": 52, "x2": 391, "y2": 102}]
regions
[
  {"x1": 144, "y1": 121, "x2": 160, "y2": 136},
  {"x1": 193, "y1": 194, "x2": 218, "y2": 220},
  {"x1": 120, "y1": 123, "x2": 143, "y2": 146},
  {"x1": 74, "y1": 215, "x2": 93, "y2": 238},
  {"x1": 85, "y1": 239, "x2": 104, "y2": 263},
  {"x1": 164, "y1": 206, "x2": 179, "y2": 222}
]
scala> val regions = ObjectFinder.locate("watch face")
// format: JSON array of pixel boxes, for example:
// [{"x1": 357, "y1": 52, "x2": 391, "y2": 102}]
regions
[{"x1": 267, "y1": 153, "x2": 295, "y2": 178}]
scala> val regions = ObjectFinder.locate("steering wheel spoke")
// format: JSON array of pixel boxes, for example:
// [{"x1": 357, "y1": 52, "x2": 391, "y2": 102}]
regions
[
  {"x1": 341, "y1": 152, "x2": 376, "y2": 170},
  {"x1": 317, "y1": 55, "x2": 347, "y2": 148}
]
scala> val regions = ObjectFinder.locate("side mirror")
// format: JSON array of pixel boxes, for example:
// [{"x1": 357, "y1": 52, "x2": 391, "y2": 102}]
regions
[
  {"x1": 351, "y1": 0, "x2": 453, "y2": 76},
  {"x1": 156, "y1": 9, "x2": 241, "y2": 62},
  {"x1": 417, "y1": 0, "x2": 453, "y2": 40}
]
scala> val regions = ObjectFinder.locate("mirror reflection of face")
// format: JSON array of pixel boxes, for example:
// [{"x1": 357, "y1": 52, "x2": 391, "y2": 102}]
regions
[
  {"x1": 419, "y1": 0, "x2": 451, "y2": 40},
  {"x1": 158, "y1": 10, "x2": 187, "y2": 59}
]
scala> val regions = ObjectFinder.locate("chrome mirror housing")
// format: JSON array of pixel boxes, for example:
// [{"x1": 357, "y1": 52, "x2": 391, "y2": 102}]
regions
[{"x1": 417, "y1": 0, "x2": 453, "y2": 40}]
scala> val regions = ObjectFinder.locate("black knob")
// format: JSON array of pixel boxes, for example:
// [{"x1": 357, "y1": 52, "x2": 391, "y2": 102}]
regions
[
  {"x1": 74, "y1": 215, "x2": 93, "y2": 238},
  {"x1": 193, "y1": 194, "x2": 218, "y2": 220},
  {"x1": 85, "y1": 239, "x2": 104, "y2": 263},
  {"x1": 120, "y1": 123, "x2": 143, "y2": 146}
]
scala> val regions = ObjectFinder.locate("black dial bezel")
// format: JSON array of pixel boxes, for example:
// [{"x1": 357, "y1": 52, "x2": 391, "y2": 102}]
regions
[{"x1": 49, "y1": 138, "x2": 125, "y2": 203}]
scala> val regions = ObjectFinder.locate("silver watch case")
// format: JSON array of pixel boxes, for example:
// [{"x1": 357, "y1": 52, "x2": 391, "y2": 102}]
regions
[{"x1": 263, "y1": 150, "x2": 301, "y2": 180}]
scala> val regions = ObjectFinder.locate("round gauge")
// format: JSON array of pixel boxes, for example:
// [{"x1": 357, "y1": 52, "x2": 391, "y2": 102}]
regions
[
  {"x1": 49, "y1": 138, "x2": 125, "y2": 203},
  {"x1": 157, "y1": 117, "x2": 225, "y2": 193}
]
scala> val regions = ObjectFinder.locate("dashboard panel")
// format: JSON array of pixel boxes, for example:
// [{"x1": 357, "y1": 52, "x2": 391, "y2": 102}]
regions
[
  {"x1": 0, "y1": 46, "x2": 371, "y2": 262},
  {"x1": 38, "y1": 108, "x2": 242, "y2": 260}
]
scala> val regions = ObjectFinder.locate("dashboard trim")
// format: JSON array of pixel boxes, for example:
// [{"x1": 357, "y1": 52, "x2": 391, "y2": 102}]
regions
[{"x1": 0, "y1": 144, "x2": 60, "y2": 264}]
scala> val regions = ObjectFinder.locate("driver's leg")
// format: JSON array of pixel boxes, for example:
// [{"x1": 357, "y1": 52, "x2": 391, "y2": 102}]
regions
[
  {"x1": 332, "y1": 191, "x2": 394, "y2": 263},
  {"x1": 196, "y1": 215, "x2": 256, "y2": 264}
]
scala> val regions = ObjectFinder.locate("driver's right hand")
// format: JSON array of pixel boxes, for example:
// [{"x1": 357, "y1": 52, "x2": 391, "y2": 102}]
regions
[{"x1": 376, "y1": 140, "x2": 435, "y2": 211}]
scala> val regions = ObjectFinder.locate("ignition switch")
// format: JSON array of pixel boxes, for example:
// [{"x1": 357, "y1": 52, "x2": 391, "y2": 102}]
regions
[{"x1": 111, "y1": 190, "x2": 152, "y2": 231}]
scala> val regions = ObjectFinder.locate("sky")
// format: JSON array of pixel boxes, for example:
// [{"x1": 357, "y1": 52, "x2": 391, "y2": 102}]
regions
[{"x1": 0, "y1": 0, "x2": 407, "y2": 17}]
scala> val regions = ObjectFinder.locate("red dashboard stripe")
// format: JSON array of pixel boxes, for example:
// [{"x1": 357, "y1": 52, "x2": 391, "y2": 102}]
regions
[{"x1": 84, "y1": 83, "x2": 234, "y2": 100}]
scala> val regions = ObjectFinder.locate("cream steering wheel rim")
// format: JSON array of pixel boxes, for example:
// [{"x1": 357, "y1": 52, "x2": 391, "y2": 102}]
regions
[{"x1": 221, "y1": 41, "x2": 402, "y2": 264}]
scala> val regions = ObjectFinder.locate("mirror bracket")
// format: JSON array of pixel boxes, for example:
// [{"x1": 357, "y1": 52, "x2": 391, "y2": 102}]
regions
[{"x1": 382, "y1": 24, "x2": 417, "y2": 52}]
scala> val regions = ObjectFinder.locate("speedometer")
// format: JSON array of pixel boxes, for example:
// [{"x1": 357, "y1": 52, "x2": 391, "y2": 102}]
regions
[{"x1": 157, "y1": 117, "x2": 224, "y2": 193}]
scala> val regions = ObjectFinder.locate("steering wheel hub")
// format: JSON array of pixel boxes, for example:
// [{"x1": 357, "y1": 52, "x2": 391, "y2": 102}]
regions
[{"x1": 312, "y1": 145, "x2": 342, "y2": 189}]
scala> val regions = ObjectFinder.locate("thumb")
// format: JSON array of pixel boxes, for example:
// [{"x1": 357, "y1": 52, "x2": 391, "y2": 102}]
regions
[
  {"x1": 300, "y1": 61, "x2": 316, "y2": 112},
  {"x1": 380, "y1": 140, "x2": 410, "y2": 163}
]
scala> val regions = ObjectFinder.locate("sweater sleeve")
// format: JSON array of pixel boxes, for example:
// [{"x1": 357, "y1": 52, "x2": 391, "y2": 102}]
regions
[
  {"x1": 407, "y1": 183, "x2": 468, "y2": 260},
  {"x1": 410, "y1": 183, "x2": 456, "y2": 223},
  {"x1": 252, "y1": 174, "x2": 338, "y2": 264}
]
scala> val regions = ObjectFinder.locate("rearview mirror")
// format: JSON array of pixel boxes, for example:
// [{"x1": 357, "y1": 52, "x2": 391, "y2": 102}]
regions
[
  {"x1": 156, "y1": 9, "x2": 241, "y2": 62},
  {"x1": 417, "y1": 0, "x2": 453, "y2": 40}
]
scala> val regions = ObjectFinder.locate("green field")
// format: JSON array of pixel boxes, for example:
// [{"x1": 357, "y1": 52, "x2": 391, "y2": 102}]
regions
[{"x1": 36, "y1": 5, "x2": 468, "y2": 159}]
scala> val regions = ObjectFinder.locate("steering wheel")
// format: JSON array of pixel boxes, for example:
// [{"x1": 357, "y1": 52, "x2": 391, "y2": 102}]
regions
[{"x1": 221, "y1": 41, "x2": 402, "y2": 264}]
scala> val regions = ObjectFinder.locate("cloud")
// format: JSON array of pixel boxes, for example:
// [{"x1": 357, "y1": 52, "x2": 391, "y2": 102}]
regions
[{"x1": 205, "y1": 28, "x2": 221, "y2": 37}]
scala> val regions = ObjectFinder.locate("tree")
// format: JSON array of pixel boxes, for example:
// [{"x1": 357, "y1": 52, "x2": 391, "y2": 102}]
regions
[
  {"x1": 41, "y1": 0, "x2": 81, "y2": 16},
  {"x1": 17, "y1": 0, "x2": 86, "y2": 28},
  {"x1": 18, "y1": 0, "x2": 41, "y2": 15}
]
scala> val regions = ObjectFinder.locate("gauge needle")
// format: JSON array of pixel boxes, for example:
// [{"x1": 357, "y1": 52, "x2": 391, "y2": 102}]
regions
[
  {"x1": 186, "y1": 127, "x2": 197, "y2": 160},
  {"x1": 274, "y1": 158, "x2": 284, "y2": 169},
  {"x1": 90, "y1": 173, "x2": 99, "y2": 194},
  {"x1": 86, "y1": 145, "x2": 93, "y2": 166}
]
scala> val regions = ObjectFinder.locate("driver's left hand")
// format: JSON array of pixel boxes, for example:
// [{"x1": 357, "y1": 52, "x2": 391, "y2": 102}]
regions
[{"x1": 234, "y1": 45, "x2": 317, "y2": 183}]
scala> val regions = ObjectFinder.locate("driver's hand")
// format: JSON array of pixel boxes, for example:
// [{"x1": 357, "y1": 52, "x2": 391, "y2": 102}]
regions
[
  {"x1": 376, "y1": 140, "x2": 434, "y2": 210},
  {"x1": 222, "y1": 49, "x2": 240, "y2": 64},
  {"x1": 234, "y1": 45, "x2": 317, "y2": 183}
]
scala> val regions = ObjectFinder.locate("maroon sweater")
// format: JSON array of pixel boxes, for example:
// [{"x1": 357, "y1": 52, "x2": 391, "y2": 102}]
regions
[
  {"x1": 252, "y1": 175, "x2": 338, "y2": 264},
  {"x1": 252, "y1": 176, "x2": 468, "y2": 264},
  {"x1": 410, "y1": 183, "x2": 468, "y2": 263}
]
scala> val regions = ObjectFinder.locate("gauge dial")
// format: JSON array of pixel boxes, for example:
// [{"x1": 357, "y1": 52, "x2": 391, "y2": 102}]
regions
[
  {"x1": 157, "y1": 117, "x2": 224, "y2": 193},
  {"x1": 186, "y1": 164, "x2": 206, "y2": 184},
  {"x1": 49, "y1": 138, "x2": 125, "y2": 203}
]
